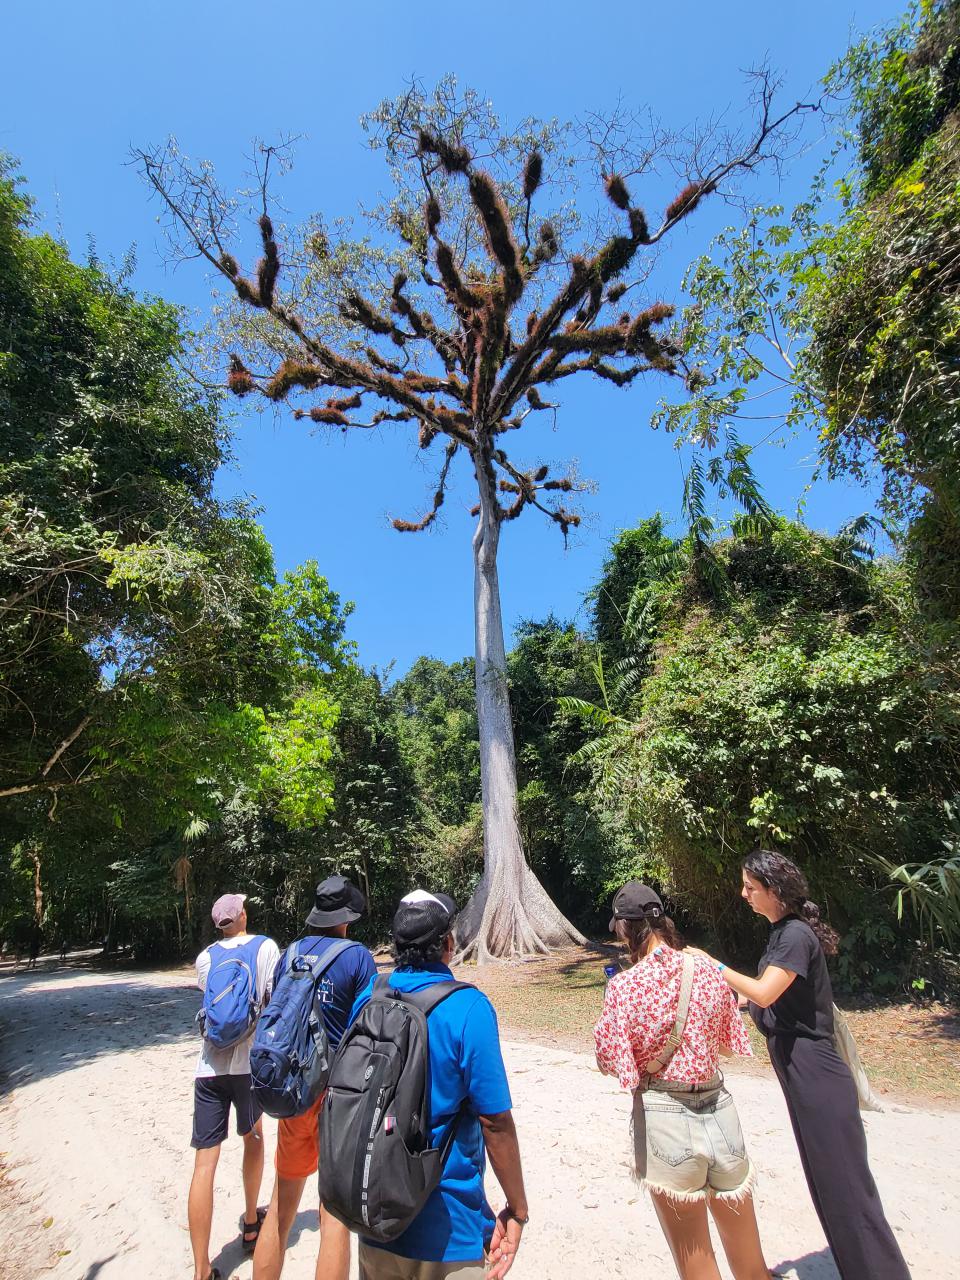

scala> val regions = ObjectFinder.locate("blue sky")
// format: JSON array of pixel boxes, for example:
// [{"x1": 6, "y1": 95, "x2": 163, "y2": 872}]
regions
[{"x1": 3, "y1": 2, "x2": 906, "y2": 675}]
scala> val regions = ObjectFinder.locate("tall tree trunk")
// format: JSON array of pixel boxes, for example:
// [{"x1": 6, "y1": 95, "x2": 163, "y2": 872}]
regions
[
  {"x1": 456, "y1": 464, "x2": 586, "y2": 961},
  {"x1": 29, "y1": 846, "x2": 43, "y2": 963}
]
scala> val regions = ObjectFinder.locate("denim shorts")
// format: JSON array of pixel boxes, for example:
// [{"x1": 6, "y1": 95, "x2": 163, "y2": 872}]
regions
[{"x1": 631, "y1": 1076, "x2": 755, "y2": 1203}]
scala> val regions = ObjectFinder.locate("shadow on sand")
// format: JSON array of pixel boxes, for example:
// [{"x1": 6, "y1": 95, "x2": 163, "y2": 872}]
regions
[
  {"x1": 0, "y1": 959, "x2": 199, "y2": 1092},
  {"x1": 773, "y1": 1248, "x2": 839, "y2": 1279},
  {"x1": 79, "y1": 1256, "x2": 119, "y2": 1279},
  {"x1": 208, "y1": 1208, "x2": 319, "y2": 1277}
]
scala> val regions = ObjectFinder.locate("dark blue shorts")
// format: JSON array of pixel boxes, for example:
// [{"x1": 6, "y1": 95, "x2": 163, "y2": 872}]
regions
[{"x1": 191, "y1": 1074, "x2": 262, "y2": 1149}]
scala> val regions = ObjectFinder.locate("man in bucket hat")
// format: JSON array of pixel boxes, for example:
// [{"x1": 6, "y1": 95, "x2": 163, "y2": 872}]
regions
[
  {"x1": 253, "y1": 875, "x2": 377, "y2": 1280},
  {"x1": 347, "y1": 889, "x2": 529, "y2": 1280},
  {"x1": 190, "y1": 894, "x2": 280, "y2": 1280}
]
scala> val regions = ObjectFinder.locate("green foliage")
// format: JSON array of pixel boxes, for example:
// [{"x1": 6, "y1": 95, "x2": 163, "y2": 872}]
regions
[
  {"x1": 309, "y1": 667, "x2": 423, "y2": 933},
  {"x1": 568, "y1": 516, "x2": 960, "y2": 972},
  {"x1": 658, "y1": 3, "x2": 960, "y2": 620},
  {"x1": 0, "y1": 161, "x2": 354, "y2": 958},
  {"x1": 258, "y1": 690, "x2": 339, "y2": 829},
  {"x1": 507, "y1": 618, "x2": 613, "y2": 926},
  {"x1": 648, "y1": 4, "x2": 960, "y2": 959},
  {"x1": 652, "y1": 202, "x2": 821, "y2": 453},
  {"x1": 589, "y1": 517, "x2": 677, "y2": 666},
  {"x1": 803, "y1": 121, "x2": 960, "y2": 615},
  {"x1": 836, "y1": 0, "x2": 960, "y2": 197},
  {"x1": 0, "y1": 157, "x2": 354, "y2": 831},
  {"x1": 390, "y1": 656, "x2": 480, "y2": 825},
  {"x1": 877, "y1": 798, "x2": 960, "y2": 948}
]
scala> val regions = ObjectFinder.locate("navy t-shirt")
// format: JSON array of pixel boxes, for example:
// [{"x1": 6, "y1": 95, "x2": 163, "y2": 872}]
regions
[
  {"x1": 349, "y1": 963, "x2": 513, "y2": 1263},
  {"x1": 273, "y1": 935, "x2": 377, "y2": 1050}
]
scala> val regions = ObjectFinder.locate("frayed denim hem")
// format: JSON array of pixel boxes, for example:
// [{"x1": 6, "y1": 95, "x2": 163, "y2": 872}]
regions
[
  {"x1": 640, "y1": 1161, "x2": 758, "y2": 1206},
  {"x1": 640, "y1": 1179, "x2": 711, "y2": 1204},
  {"x1": 709, "y1": 1160, "x2": 758, "y2": 1205}
]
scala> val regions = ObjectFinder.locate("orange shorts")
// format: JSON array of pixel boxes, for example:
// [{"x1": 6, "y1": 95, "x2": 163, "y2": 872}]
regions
[{"x1": 275, "y1": 1092, "x2": 324, "y2": 1179}]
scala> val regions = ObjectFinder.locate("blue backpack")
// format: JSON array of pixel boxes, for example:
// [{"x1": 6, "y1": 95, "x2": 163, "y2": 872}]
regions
[
  {"x1": 197, "y1": 936, "x2": 267, "y2": 1049},
  {"x1": 250, "y1": 938, "x2": 358, "y2": 1118}
]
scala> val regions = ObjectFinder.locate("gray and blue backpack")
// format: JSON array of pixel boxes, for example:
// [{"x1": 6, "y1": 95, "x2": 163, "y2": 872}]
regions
[{"x1": 250, "y1": 938, "x2": 358, "y2": 1118}]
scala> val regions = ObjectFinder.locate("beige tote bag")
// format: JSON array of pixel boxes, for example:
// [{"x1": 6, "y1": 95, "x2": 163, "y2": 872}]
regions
[{"x1": 832, "y1": 1003, "x2": 884, "y2": 1113}]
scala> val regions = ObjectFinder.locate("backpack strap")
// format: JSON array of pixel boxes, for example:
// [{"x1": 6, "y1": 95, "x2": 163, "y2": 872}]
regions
[
  {"x1": 643, "y1": 951, "x2": 696, "y2": 1078},
  {"x1": 375, "y1": 978, "x2": 475, "y2": 1016},
  {"x1": 287, "y1": 937, "x2": 359, "y2": 977},
  {"x1": 307, "y1": 938, "x2": 359, "y2": 979}
]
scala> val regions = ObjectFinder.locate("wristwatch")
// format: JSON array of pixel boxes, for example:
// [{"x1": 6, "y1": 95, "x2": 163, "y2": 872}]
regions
[{"x1": 505, "y1": 1208, "x2": 530, "y2": 1225}]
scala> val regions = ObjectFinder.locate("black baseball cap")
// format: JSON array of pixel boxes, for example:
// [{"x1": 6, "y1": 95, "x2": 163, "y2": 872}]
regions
[
  {"x1": 305, "y1": 875, "x2": 367, "y2": 928},
  {"x1": 609, "y1": 881, "x2": 665, "y2": 932},
  {"x1": 391, "y1": 890, "x2": 458, "y2": 948}
]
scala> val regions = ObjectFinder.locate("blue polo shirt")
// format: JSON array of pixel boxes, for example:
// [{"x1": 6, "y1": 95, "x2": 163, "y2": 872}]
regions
[
  {"x1": 348, "y1": 963, "x2": 513, "y2": 1263},
  {"x1": 273, "y1": 936, "x2": 377, "y2": 1050}
]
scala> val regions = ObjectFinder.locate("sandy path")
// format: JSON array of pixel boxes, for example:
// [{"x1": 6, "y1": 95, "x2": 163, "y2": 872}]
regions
[{"x1": 0, "y1": 963, "x2": 954, "y2": 1280}]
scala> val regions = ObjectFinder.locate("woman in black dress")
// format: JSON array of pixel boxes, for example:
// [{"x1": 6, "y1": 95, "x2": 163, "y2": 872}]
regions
[{"x1": 700, "y1": 849, "x2": 911, "y2": 1280}]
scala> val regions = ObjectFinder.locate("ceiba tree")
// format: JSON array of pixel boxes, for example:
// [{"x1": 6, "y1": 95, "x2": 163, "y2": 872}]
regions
[{"x1": 138, "y1": 81, "x2": 809, "y2": 959}]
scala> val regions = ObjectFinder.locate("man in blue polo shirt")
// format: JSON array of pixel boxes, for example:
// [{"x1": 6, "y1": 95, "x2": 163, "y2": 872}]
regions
[{"x1": 349, "y1": 890, "x2": 529, "y2": 1280}]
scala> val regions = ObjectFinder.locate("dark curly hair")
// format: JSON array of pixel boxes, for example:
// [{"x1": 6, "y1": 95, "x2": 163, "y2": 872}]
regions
[
  {"x1": 392, "y1": 935, "x2": 448, "y2": 969},
  {"x1": 742, "y1": 848, "x2": 840, "y2": 956},
  {"x1": 614, "y1": 913, "x2": 685, "y2": 965}
]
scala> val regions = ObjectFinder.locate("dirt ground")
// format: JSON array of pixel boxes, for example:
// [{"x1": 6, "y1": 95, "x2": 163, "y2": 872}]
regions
[{"x1": 0, "y1": 955, "x2": 956, "y2": 1280}]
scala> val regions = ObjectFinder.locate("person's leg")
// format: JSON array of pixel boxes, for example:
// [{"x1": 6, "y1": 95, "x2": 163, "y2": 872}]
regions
[
  {"x1": 708, "y1": 1194, "x2": 773, "y2": 1280},
  {"x1": 767, "y1": 1041, "x2": 831, "y2": 1237},
  {"x1": 357, "y1": 1243, "x2": 417, "y2": 1280},
  {"x1": 701, "y1": 1090, "x2": 772, "y2": 1280},
  {"x1": 651, "y1": 1193, "x2": 723, "y2": 1280},
  {"x1": 242, "y1": 1118, "x2": 266, "y2": 1226},
  {"x1": 190, "y1": 1077, "x2": 231, "y2": 1280},
  {"x1": 772, "y1": 1037, "x2": 911, "y2": 1280},
  {"x1": 188, "y1": 1145, "x2": 222, "y2": 1280},
  {"x1": 253, "y1": 1174, "x2": 307, "y2": 1280},
  {"x1": 231, "y1": 1074, "x2": 266, "y2": 1239},
  {"x1": 350, "y1": 1229, "x2": 480, "y2": 1280},
  {"x1": 315, "y1": 1203, "x2": 351, "y2": 1280}
]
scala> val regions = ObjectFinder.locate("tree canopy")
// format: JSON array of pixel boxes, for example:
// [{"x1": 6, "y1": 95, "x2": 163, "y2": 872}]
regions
[{"x1": 0, "y1": 159, "x2": 353, "y2": 956}]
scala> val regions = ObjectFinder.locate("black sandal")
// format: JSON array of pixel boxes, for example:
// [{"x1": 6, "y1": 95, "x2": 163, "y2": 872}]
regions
[{"x1": 241, "y1": 1207, "x2": 267, "y2": 1251}]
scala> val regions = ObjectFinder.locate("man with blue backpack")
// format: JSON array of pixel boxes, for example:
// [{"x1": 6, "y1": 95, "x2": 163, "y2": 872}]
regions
[
  {"x1": 251, "y1": 874, "x2": 377, "y2": 1280},
  {"x1": 190, "y1": 893, "x2": 280, "y2": 1280}
]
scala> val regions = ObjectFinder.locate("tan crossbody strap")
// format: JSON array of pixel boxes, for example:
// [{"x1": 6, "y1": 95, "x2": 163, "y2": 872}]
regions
[{"x1": 643, "y1": 951, "x2": 696, "y2": 1077}]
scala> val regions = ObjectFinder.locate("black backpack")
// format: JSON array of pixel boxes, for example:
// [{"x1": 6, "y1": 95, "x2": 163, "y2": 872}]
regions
[
  {"x1": 318, "y1": 975, "x2": 474, "y2": 1242},
  {"x1": 250, "y1": 938, "x2": 358, "y2": 1118}
]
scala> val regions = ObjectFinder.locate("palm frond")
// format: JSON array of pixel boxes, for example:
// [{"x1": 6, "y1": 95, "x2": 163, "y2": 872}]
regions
[
  {"x1": 870, "y1": 851, "x2": 960, "y2": 948},
  {"x1": 836, "y1": 512, "x2": 878, "y2": 561},
  {"x1": 556, "y1": 695, "x2": 623, "y2": 730}
]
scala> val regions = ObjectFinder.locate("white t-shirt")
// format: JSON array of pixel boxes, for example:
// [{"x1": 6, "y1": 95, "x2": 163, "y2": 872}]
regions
[{"x1": 195, "y1": 933, "x2": 280, "y2": 1078}]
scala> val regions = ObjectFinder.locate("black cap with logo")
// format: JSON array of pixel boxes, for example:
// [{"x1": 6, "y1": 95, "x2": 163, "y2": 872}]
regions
[
  {"x1": 608, "y1": 881, "x2": 665, "y2": 933},
  {"x1": 391, "y1": 890, "x2": 458, "y2": 948}
]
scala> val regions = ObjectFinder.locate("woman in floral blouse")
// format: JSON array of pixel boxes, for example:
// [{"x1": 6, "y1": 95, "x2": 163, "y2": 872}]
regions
[{"x1": 595, "y1": 881, "x2": 778, "y2": 1280}]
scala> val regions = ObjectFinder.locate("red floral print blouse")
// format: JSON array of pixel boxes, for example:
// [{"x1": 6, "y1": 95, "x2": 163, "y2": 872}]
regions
[{"x1": 594, "y1": 946, "x2": 752, "y2": 1089}]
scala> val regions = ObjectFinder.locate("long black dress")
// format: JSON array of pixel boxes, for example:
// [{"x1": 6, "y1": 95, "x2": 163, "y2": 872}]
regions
[{"x1": 748, "y1": 915, "x2": 911, "y2": 1280}]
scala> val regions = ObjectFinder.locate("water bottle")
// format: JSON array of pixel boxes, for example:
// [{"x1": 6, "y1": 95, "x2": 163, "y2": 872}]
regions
[{"x1": 603, "y1": 963, "x2": 619, "y2": 982}]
